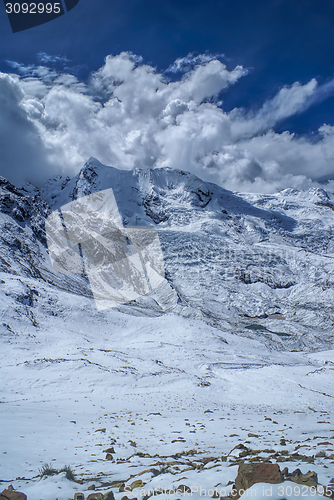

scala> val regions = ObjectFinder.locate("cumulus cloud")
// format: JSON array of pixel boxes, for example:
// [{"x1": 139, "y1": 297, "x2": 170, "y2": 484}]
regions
[{"x1": 1, "y1": 51, "x2": 334, "y2": 193}]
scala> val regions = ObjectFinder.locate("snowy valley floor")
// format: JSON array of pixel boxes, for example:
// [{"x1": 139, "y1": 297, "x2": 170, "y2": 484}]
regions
[{"x1": 0, "y1": 289, "x2": 334, "y2": 500}]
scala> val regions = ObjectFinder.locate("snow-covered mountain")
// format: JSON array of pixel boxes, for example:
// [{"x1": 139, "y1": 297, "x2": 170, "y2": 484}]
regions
[
  {"x1": 2, "y1": 157, "x2": 334, "y2": 349},
  {"x1": 1, "y1": 159, "x2": 334, "y2": 500}
]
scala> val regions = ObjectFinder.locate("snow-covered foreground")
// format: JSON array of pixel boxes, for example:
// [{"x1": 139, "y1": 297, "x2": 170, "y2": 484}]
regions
[
  {"x1": 1, "y1": 286, "x2": 334, "y2": 499},
  {"x1": 0, "y1": 160, "x2": 334, "y2": 499}
]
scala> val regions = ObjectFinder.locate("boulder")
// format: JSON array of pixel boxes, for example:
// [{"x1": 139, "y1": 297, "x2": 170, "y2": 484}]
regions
[
  {"x1": 324, "y1": 487, "x2": 334, "y2": 499},
  {"x1": 233, "y1": 463, "x2": 319, "y2": 499},
  {"x1": 103, "y1": 447, "x2": 115, "y2": 454},
  {"x1": 176, "y1": 485, "x2": 191, "y2": 493},
  {"x1": 282, "y1": 468, "x2": 318, "y2": 487},
  {"x1": 0, "y1": 489, "x2": 27, "y2": 500},
  {"x1": 74, "y1": 494, "x2": 85, "y2": 500},
  {"x1": 234, "y1": 463, "x2": 283, "y2": 498},
  {"x1": 87, "y1": 494, "x2": 103, "y2": 500},
  {"x1": 128, "y1": 480, "x2": 144, "y2": 491},
  {"x1": 103, "y1": 492, "x2": 116, "y2": 500}
]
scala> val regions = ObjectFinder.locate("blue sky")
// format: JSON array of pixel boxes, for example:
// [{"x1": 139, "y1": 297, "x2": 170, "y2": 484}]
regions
[
  {"x1": 1, "y1": 0, "x2": 334, "y2": 133},
  {"x1": 1, "y1": 0, "x2": 334, "y2": 191}
]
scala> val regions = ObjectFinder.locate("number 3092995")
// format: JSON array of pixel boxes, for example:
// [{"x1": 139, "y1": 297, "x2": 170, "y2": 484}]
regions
[{"x1": 5, "y1": 3, "x2": 61, "y2": 14}]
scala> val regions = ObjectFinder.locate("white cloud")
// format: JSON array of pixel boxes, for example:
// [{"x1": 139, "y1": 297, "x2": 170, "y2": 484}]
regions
[
  {"x1": 37, "y1": 52, "x2": 70, "y2": 64},
  {"x1": 1, "y1": 52, "x2": 334, "y2": 193},
  {"x1": 0, "y1": 73, "x2": 59, "y2": 186},
  {"x1": 166, "y1": 52, "x2": 226, "y2": 73},
  {"x1": 230, "y1": 79, "x2": 318, "y2": 140}
]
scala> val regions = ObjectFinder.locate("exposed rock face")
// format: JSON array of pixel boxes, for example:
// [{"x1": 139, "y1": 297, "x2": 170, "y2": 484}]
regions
[
  {"x1": 0, "y1": 489, "x2": 27, "y2": 500},
  {"x1": 0, "y1": 176, "x2": 50, "y2": 246}
]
